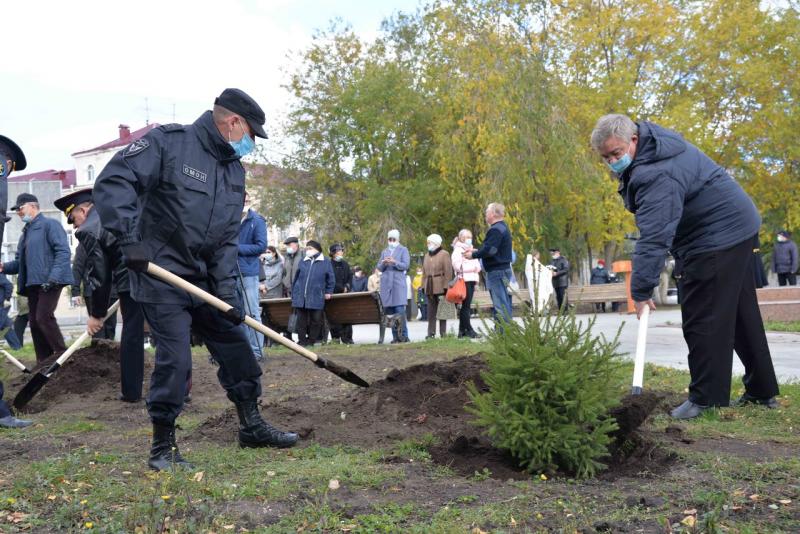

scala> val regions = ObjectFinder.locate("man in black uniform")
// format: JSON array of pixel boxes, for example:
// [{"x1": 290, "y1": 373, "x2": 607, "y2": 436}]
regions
[
  {"x1": 71, "y1": 242, "x2": 117, "y2": 340},
  {"x1": 328, "y1": 243, "x2": 354, "y2": 344},
  {"x1": 55, "y1": 188, "x2": 146, "y2": 402},
  {"x1": 93, "y1": 89, "x2": 297, "y2": 470},
  {"x1": 548, "y1": 248, "x2": 570, "y2": 310},
  {"x1": 0, "y1": 135, "x2": 32, "y2": 428}
]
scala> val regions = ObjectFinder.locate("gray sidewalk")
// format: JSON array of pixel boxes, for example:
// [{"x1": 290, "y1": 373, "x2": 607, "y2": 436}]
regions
[{"x1": 347, "y1": 307, "x2": 800, "y2": 382}]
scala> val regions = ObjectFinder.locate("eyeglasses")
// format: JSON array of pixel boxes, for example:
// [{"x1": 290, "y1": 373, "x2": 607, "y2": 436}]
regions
[{"x1": 388, "y1": 238, "x2": 397, "y2": 242}]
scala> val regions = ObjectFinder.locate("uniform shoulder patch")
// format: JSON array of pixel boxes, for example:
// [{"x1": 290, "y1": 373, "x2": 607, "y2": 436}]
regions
[
  {"x1": 159, "y1": 123, "x2": 185, "y2": 133},
  {"x1": 123, "y1": 138, "x2": 150, "y2": 157}
]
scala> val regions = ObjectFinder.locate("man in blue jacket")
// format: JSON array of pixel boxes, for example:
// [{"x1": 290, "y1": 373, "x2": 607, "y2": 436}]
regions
[
  {"x1": 591, "y1": 114, "x2": 780, "y2": 419},
  {"x1": 1, "y1": 193, "x2": 73, "y2": 363},
  {"x1": 465, "y1": 202, "x2": 513, "y2": 328},
  {"x1": 237, "y1": 191, "x2": 267, "y2": 359}
]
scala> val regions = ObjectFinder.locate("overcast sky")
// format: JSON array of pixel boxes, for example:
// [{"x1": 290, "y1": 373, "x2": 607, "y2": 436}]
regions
[{"x1": 3, "y1": 0, "x2": 420, "y2": 172}]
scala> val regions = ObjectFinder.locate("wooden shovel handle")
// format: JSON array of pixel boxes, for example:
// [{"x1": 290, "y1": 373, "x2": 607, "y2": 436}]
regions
[
  {"x1": 146, "y1": 263, "x2": 320, "y2": 363},
  {"x1": 48, "y1": 300, "x2": 121, "y2": 371},
  {"x1": 1, "y1": 349, "x2": 29, "y2": 372}
]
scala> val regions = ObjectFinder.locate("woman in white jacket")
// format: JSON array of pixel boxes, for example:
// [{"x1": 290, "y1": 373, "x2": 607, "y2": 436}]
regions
[
  {"x1": 451, "y1": 229, "x2": 482, "y2": 338},
  {"x1": 525, "y1": 250, "x2": 554, "y2": 313}
]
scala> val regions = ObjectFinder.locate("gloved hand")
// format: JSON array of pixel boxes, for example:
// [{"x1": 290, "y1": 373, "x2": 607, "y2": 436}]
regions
[
  {"x1": 222, "y1": 306, "x2": 246, "y2": 325},
  {"x1": 40, "y1": 282, "x2": 53, "y2": 293},
  {"x1": 121, "y1": 242, "x2": 149, "y2": 273}
]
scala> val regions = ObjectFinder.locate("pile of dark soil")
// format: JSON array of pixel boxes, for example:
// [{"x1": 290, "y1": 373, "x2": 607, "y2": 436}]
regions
[
  {"x1": 10, "y1": 340, "x2": 122, "y2": 413},
  {"x1": 192, "y1": 353, "x2": 670, "y2": 479}
]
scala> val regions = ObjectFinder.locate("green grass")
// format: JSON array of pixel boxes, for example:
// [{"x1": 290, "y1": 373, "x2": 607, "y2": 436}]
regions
[{"x1": 764, "y1": 320, "x2": 800, "y2": 333}]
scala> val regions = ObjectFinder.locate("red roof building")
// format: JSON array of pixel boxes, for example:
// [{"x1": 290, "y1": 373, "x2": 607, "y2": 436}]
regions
[{"x1": 9, "y1": 168, "x2": 76, "y2": 188}]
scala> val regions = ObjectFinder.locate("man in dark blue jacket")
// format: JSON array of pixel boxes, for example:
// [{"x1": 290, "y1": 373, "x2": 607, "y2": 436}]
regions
[
  {"x1": 465, "y1": 202, "x2": 513, "y2": 328},
  {"x1": 591, "y1": 114, "x2": 780, "y2": 419},
  {"x1": 772, "y1": 230, "x2": 798, "y2": 286},
  {"x1": 237, "y1": 191, "x2": 267, "y2": 359},
  {"x1": 1, "y1": 193, "x2": 73, "y2": 363},
  {"x1": 94, "y1": 88, "x2": 297, "y2": 470}
]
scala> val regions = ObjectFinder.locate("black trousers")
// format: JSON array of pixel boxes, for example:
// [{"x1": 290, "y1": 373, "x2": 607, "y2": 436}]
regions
[
  {"x1": 679, "y1": 235, "x2": 780, "y2": 406},
  {"x1": 778, "y1": 273, "x2": 797, "y2": 286},
  {"x1": 554, "y1": 286, "x2": 567, "y2": 310},
  {"x1": 28, "y1": 285, "x2": 67, "y2": 363},
  {"x1": 296, "y1": 308, "x2": 325, "y2": 346},
  {"x1": 119, "y1": 292, "x2": 145, "y2": 401},
  {"x1": 13, "y1": 313, "x2": 28, "y2": 346},
  {"x1": 141, "y1": 302, "x2": 262, "y2": 424},
  {"x1": 458, "y1": 281, "x2": 476, "y2": 334}
]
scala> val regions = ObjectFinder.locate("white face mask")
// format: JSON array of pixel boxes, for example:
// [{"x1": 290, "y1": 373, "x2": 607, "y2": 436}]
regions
[
  {"x1": 427, "y1": 244, "x2": 438, "y2": 252},
  {"x1": 777, "y1": 235, "x2": 787, "y2": 243},
  {"x1": 265, "y1": 253, "x2": 274, "y2": 260},
  {"x1": 464, "y1": 238, "x2": 472, "y2": 246},
  {"x1": 305, "y1": 249, "x2": 317, "y2": 258}
]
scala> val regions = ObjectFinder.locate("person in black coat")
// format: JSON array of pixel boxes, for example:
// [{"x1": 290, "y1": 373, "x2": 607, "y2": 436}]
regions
[
  {"x1": 548, "y1": 248, "x2": 570, "y2": 310},
  {"x1": 592, "y1": 113, "x2": 779, "y2": 419},
  {"x1": 590, "y1": 259, "x2": 611, "y2": 312},
  {"x1": 327, "y1": 244, "x2": 354, "y2": 344}
]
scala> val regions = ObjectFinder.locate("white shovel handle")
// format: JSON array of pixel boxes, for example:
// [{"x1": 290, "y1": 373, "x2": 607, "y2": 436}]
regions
[
  {"x1": 1, "y1": 349, "x2": 29, "y2": 372},
  {"x1": 631, "y1": 305, "x2": 649, "y2": 394},
  {"x1": 51, "y1": 300, "x2": 120, "y2": 370}
]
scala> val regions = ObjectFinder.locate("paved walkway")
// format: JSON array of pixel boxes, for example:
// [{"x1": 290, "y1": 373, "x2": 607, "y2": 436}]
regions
[{"x1": 348, "y1": 307, "x2": 800, "y2": 382}]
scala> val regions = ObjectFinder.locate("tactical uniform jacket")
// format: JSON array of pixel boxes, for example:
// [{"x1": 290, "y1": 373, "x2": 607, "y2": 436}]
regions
[
  {"x1": 94, "y1": 111, "x2": 245, "y2": 304},
  {"x1": 74, "y1": 207, "x2": 128, "y2": 318}
]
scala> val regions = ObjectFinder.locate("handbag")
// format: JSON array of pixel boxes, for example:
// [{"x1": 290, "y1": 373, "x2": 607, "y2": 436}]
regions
[{"x1": 445, "y1": 276, "x2": 467, "y2": 304}]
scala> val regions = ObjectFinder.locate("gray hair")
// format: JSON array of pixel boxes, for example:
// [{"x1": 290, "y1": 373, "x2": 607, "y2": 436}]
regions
[
  {"x1": 486, "y1": 202, "x2": 505, "y2": 217},
  {"x1": 590, "y1": 114, "x2": 638, "y2": 152}
]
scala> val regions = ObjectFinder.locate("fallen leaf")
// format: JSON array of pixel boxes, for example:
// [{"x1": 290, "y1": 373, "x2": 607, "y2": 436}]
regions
[
  {"x1": 681, "y1": 515, "x2": 696, "y2": 527},
  {"x1": 267, "y1": 471, "x2": 276, "y2": 477},
  {"x1": 7, "y1": 512, "x2": 28, "y2": 524},
  {"x1": 193, "y1": 471, "x2": 205, "y2": 482},
  {"x1": 540, "y1": 473, "x2": 548, "y2": 481},
  {"x1": 47, "y1": 495, "x2": 57, "y2": 501},
  {"x1": 223, "y1": 525, "x2": 235, "y2": 531},
  {"x1": 328, "y1": 479, "x2": 340, "y2": 490},
  {"x1": 749, "y1": 494, "x2": 761, "y2": 501},
  {"x1": 414, "y1": 413, "x2": 428, "y2": 424},
  {"x1": 769, "y1": 504, "x2": 779, "y2": 510},
  {"x1": 682, "y1": 508, "x2": 697, "y2": 515},
  {"x1": 121, "y1": 471, "x2": 132, "y2": 476},
  {"x1": 510, "y1": 516, "x2": 517, "y2": 527},
  {"x1": 779, "y1": 499, "x2": 792, "y2": 505},
  {"x1": 471, "y1": 529, "x2": 488, "y2": 534}
]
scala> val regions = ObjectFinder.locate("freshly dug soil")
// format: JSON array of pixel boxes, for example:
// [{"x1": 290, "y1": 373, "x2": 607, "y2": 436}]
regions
[
  {"x1": 10, "y1": 340, "x2": 122, "y2": 414},
  {"x1": 192, "y1": 354, "x2": 668, "y2": 479}
]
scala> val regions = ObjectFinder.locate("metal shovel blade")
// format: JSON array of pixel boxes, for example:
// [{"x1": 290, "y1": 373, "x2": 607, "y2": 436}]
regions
[
  {"x1": 315, "y1": 357, "x2": 370, "y2": 388},
  {"x1": 13, "y1": 365, "x2": 57, "y2": 410}
]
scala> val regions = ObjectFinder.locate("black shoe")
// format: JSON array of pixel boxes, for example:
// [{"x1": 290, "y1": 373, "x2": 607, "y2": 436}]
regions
[
  {"x1": 464, "y1": 330, "x2": 480, "y2": 339},
  {"x1": 670, "y1": 400, "x2": 710, "y2": 420},
  {"x1": 235, "y1": 401, "x2": 298, "y2": 449},
  {"x1": 118, "y1": 394, "x2": 141, "y2": 403},
  {"x1": 425, "y1": 335, "x2": 435, "y2": 340},
  {"x1": 184, "y1": 394, "x2": 192, "y2": 404},
  {"x1": 390, "y1": 339, "x2": 401, "y2": 344},
  {"x1": 148, "y1": 422, "x2": 195, "y2": 471},
  {"x1": 342, "y1": 339, "x2": 355, "y2": 345},
  {"x1": 0, "y1": 415, "x2": 33, "y2": 428},
  {"x1": 733, "y1": 393, "x2": 779, "y2": 409}
]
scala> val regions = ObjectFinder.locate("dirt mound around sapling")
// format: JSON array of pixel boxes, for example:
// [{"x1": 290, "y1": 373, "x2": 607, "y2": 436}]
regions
[
  {"x1": 192, "y1": 353, "x2": 489, "y2": 447},
  {"x1": 10, "y1": 339, "x2": 121, "y2": 413},
  {"x1": 192, "y1": 354, "x2": 668, "y2": 479}
]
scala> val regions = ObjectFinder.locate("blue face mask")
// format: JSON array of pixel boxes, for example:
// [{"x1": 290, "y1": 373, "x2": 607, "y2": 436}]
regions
[
  {"x1": 22, "y1": 214, "x2": 33, "y2": 223},
  {"x1": 229, "y1": 121, "x2": 255, "y2": 158},
  {"x1": 607, "y1": 153, "x2": 632, "y2": 174}
]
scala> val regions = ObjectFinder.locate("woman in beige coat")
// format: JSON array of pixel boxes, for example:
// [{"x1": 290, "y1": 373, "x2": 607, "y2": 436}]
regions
[{"x1": 422, "y1": 233, "x2": 454, "y2": 338}]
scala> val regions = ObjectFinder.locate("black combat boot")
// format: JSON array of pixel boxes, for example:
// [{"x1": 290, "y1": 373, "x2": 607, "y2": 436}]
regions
[
  {"x1": 235, "y1": 401, "x2": 299, "y2": 449},
  {"x1": 148, "y1": 421, "x2": 195, "y2": 471}
]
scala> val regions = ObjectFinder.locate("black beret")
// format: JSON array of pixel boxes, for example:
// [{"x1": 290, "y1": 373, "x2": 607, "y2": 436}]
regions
[
  {"x1": 306, "y1": 240, "x2": 322, "y2": 253},
  {"x1": 283, "y1": 236, "x2": 299, "y2": 245},
  {"x1": 214, "y1": 88, "x2": 268, "y2": 139},
  {"x1": 54, "y1": 188, "x2": 93, "y2": 222}
]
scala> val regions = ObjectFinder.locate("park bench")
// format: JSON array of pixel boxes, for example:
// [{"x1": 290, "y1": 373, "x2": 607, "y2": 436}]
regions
[
  {"x1": 260, "y1": 291, "x2": 385, "y2": 331},
  {"x1": 469, "y1": 289, "x2": 531, "y2": 315},
  {"x1": 566, "y1": 284, "x2": 628, "y2": 306}
]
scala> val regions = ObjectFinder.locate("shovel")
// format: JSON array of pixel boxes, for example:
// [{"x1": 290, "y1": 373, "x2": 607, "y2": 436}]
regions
[
  {"x1": 1, "y1": 349, "x2": 32, "y2": 374},
  {"x1": 13, "y1": 300, "x2": 120, "y2": 410},
  {"x1": 146, "y1": 263, "x2": 369, "y2": 388},
  {"x1": 631, "y1": 305, "x2": 649, "y2": 395}
]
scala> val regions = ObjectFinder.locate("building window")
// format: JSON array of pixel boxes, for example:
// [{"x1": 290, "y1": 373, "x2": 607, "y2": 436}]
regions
[{"x1": 87, "y1": 164, "x2": 95, "y2": 182}]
